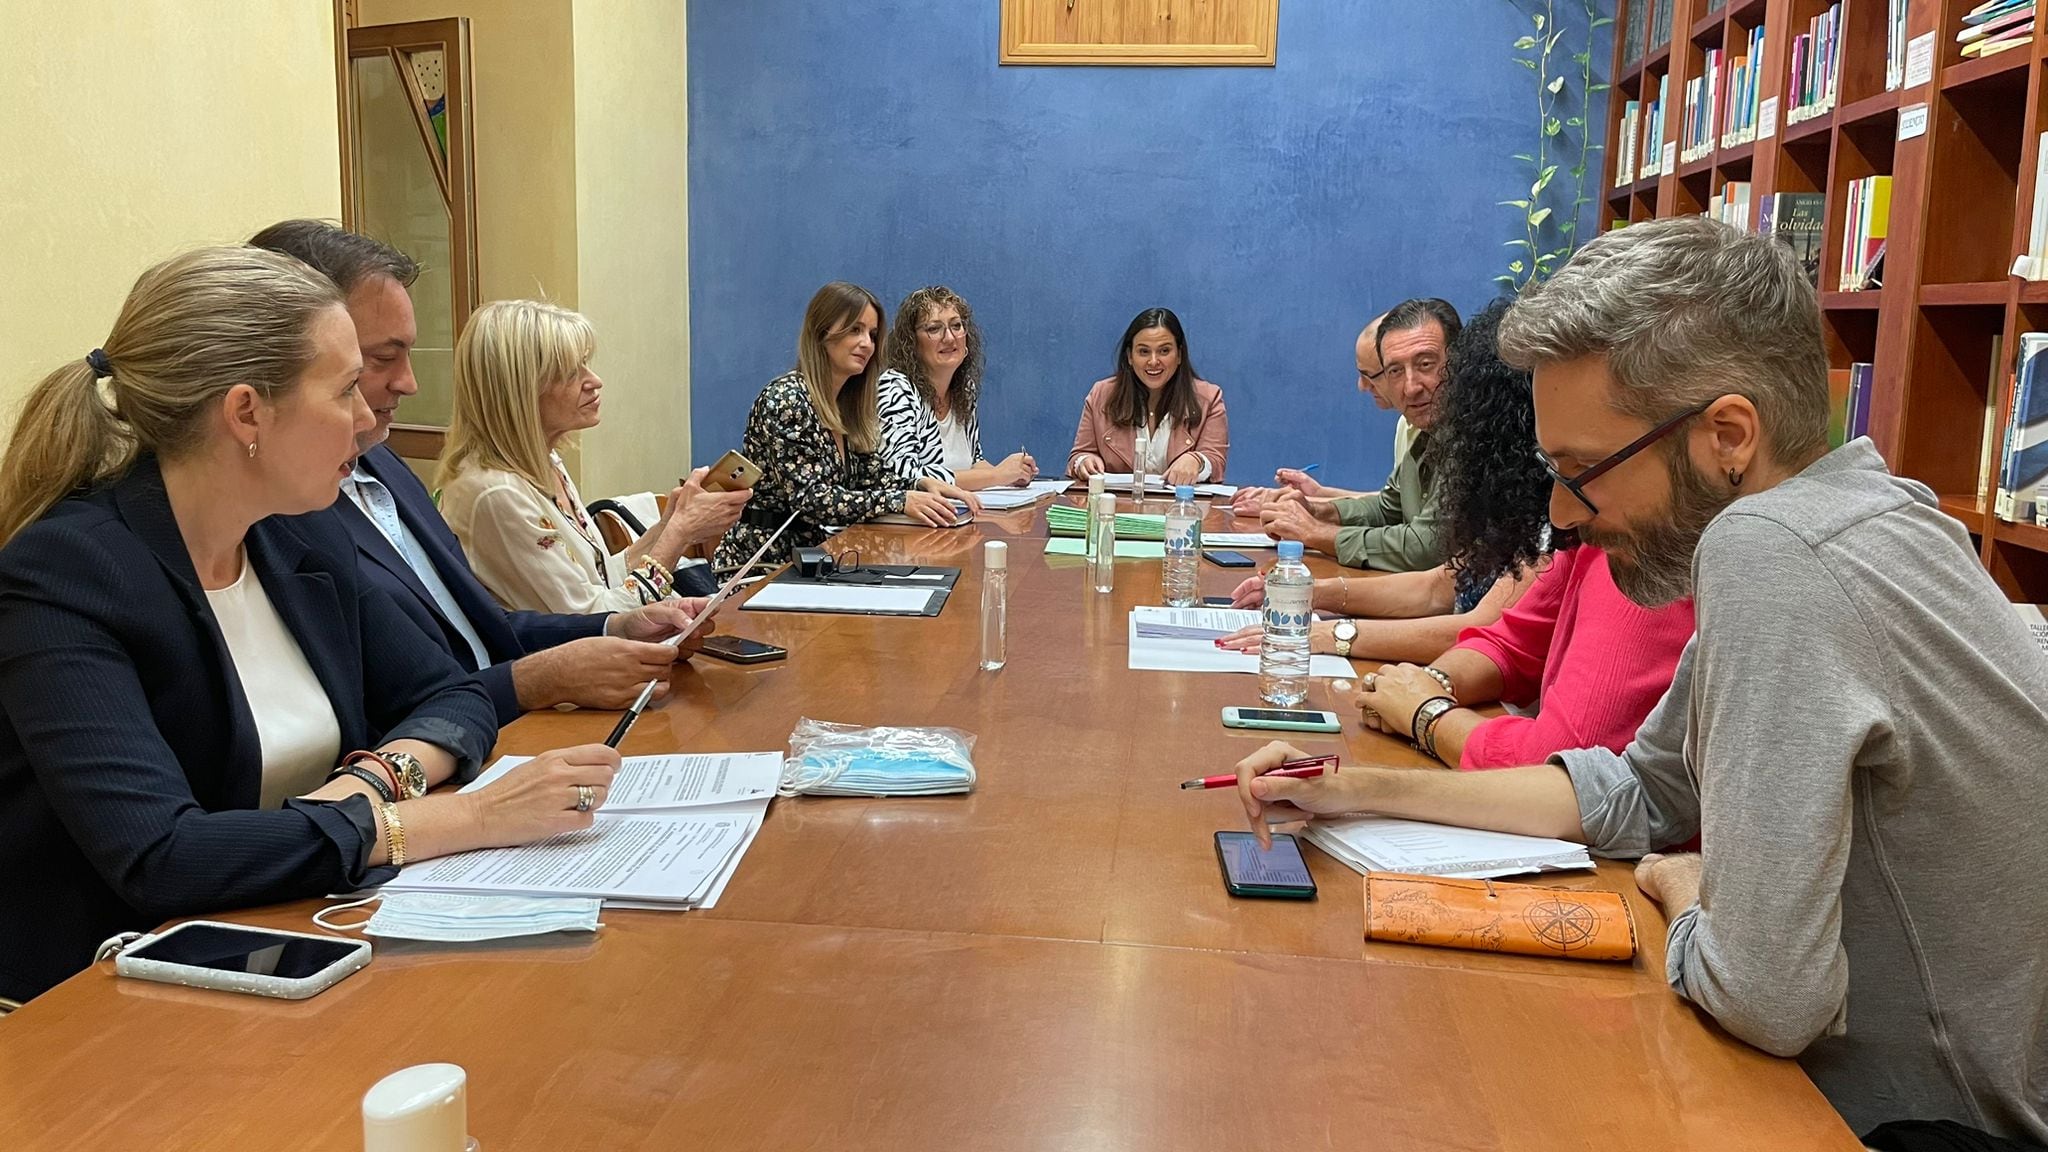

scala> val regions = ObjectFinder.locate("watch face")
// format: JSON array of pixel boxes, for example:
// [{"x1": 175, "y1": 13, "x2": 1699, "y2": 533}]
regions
[
  {"x1": 1334, "y1": 621, "x2": 1357, "y2": 641},
  {"x1": 386, "y1": 752, "x2": 428, "y2": 799}
]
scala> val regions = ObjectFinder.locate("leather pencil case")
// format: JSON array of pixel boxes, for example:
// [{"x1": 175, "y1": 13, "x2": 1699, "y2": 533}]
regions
[{"x1": 1363, "y1": 872, "x2": 1637, "y2": 962}]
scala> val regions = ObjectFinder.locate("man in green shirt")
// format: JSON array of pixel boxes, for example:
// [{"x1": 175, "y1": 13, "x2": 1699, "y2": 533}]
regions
[{"x1": 1262, "y1": 298, "x2": 1460, "y2": 571}]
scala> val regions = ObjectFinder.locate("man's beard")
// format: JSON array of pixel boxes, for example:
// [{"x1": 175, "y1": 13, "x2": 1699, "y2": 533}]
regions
[{"x1": 1579, "y1": 449, "x2": 1732, "y2": 608}]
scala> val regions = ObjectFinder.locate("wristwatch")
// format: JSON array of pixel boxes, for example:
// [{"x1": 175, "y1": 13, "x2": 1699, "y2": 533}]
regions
[
  {"x1": 1332, "y1": 619, "x2": 1358, "y2": 658},
  {"x1": 345, "y1": 750, "x2": 428, "y2": 802},
  {"x1": 380, "y1": 751, "x2": 429, "y2": 801}
]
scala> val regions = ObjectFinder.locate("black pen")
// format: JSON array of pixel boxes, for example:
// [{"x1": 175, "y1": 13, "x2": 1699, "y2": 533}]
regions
[{"x1": 605, "y1": 676, "x2": 659, "y2": 748}]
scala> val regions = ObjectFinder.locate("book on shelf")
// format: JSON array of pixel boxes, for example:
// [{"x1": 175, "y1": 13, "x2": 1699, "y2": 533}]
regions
[
  {"x1": 1885, "y1": 0, "x2": 1910, "y2": 89},
  {"x1": 1957, "y1": 1, "x2": 2036, "y2": 59},
  {"x1": 1838, "y1": 176, "x2": 1892, "y2": 292},
  {"x1": 1787, "y1": 4, "x2": 1844, "y2": 124},
  {"x1": 1624, "y1": 0, "x2": 1647, "y2": 67},
  {"x1": 1718, "y1": 25, "x2": 1766, "y2": 149},
  {"x1": 1653, "y1": 0, "x2": 1673, "y2": 48},
  {"x1": 2026, "y1": 133, "x2": 2048, "y2": 280},
  {"x1": 1827, "y1": 363, "x2": 1874, "y2": 449},
  {"x1": 1758, "y1": 192, "x2": 1825, "y2": 285},
  {"x1": 1683, "y1": 49, "x2": 1724, "y2": 164},
  {"x1": 1981, "y1": 336, "x2": 2006, "y2": 507},
  {"x1": 1996, "y1": 332, "x2": 2048, "y2": 524},
  {"x1": 1616, "y1": 100, "x2": 1641, "y2": 188},
  {"x1": 1709, "y1": 180, "x2": 1753, "y2": 231},
  {"x1": 1638, "y1": 76, "x2": 1669, "y2": 180}
]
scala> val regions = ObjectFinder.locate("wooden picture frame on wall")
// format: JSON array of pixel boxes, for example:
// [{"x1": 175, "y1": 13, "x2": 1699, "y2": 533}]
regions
[{"x1": 999, "y1": 0, "x2": 1279, "y2": 67}]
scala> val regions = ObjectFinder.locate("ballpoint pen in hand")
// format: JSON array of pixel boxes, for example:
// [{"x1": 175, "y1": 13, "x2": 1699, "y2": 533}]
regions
[{"x1": 1180, "y1": 754, "x2": 1337, "y2": 790}]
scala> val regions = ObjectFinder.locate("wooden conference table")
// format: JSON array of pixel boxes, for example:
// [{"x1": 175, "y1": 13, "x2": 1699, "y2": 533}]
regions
[{"x1": 0, "y1": 495, "x2": 1859, "y2": 1150}]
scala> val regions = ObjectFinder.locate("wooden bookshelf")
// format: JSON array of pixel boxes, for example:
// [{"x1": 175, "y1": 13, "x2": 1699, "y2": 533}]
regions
[{"x1": 1602, "y1": 0, "x2": 2048, "y2": 603}]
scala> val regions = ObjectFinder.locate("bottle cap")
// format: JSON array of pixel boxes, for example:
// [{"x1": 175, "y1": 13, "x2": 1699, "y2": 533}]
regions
[
  {"x1": 1174, "y1": 485, "x2": 1195, "y2": 501},
  {"x1": 984, "y1": 540, "x2": 1008, "y2": 569},
  {"x1": 1277, "y1": 540, "x2": 1304, "y2": 560},
  {"x1": 1087, "y1": 474, "x2": 1105, "y2": 495}
]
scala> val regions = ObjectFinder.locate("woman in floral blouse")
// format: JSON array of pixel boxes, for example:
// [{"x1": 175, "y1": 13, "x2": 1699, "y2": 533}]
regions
[
  {"x1": 438, "y1": 300, "x2": 747, "y2": 614},
  {"x1": 714, "y1": 282, "x2": 975, "y2": 568}
]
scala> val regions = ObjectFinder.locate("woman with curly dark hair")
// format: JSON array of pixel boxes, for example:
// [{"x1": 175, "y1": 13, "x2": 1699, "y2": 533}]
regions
[{"x1": 875, "y1": 286, "x2": 1036, "y2": 491}]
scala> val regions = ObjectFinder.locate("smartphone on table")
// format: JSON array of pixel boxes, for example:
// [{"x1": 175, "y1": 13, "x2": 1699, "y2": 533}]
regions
[
  {"x1": 701, "y1": 450, "x2": 762, "y2": 493},
  {"x1": 1204, "y1": 550, "x2": 1255, "y2": 568},
  {"x1": 1221, "y1": 706, "x2": 1342, "y2": 733},
  {"x1": 1215, "y1": 831, "x2": 1317, "y2": 899},
  {"x1": 698, "y1": 635, "x2": 788, "y2": 664},
  {"x1": 111, "y1": 920, "x2": 370, "y2": 1000}
]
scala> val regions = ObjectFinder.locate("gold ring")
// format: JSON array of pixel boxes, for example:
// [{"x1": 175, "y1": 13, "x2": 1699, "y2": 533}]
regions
[{"x1": 575, "y1": 785, "x2": 595, "y2": 812}]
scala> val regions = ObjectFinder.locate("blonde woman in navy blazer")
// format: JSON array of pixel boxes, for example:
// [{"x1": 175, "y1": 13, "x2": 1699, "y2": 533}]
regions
[{"x1": 0, "y1": 248, "x2": 620, "y2": 1004}]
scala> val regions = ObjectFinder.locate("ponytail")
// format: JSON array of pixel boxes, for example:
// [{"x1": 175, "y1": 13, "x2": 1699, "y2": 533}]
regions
[
  {"x1": 0, "y1": 246, "x2": 342, "y2": 547},
  {"x1": 0, "y1": 361, "x2": 135, "y2": 544}
]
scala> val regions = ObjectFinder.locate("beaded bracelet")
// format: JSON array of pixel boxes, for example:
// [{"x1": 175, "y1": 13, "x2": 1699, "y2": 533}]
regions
[
  {"x1": 1423, "y1": 665, "x2": 1457, "y2": 702},
  {"x1": 624, "y1": 557, "x2": 675, "y2": 604}
]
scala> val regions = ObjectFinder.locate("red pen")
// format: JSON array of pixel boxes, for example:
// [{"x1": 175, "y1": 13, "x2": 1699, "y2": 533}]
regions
[{"x1": 1179, "y1": 755, "x2": 1337, "y2": 790}]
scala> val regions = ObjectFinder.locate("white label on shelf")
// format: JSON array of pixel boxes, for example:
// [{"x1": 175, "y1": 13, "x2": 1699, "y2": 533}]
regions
[
  {"x1": 1899, "y1": 102, "x2": 1929, "y2": 142},
  {"x1": 1904, "y1": 32, "x2": 1936, "y2": 89},
  {"x1": 1758, "y1": 97, "x2": 1779, "y2": 140},
  {"x1": 1662, "y1": 141, "x2": 1677, "y2": 174}
]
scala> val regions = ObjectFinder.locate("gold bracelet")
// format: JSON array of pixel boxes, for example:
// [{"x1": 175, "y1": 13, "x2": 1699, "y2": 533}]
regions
[
  {"x1": 1338, "y1": 575, "x2": 1351, "y2": 606},
  {"x1": 382, "y1": 802, "x2": 408, "y2": 868}
]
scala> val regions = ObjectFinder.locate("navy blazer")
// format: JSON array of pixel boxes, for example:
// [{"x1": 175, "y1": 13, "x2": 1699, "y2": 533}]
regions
[
  {"x1": 0, "y1": 456, "x2": 497, "y2": 1002},
  {"x1": 339, "y1": 444, "x2": 605, "y2": 725}
]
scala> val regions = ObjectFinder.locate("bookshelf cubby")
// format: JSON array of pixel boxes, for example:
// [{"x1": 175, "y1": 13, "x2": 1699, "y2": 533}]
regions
[{"x1": 1602, "y1": 0, "x2": 2048, "y2": 603}]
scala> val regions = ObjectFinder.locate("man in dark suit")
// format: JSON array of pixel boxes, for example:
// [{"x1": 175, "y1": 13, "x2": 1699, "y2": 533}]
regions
[{"x1": 253, "y1": 220, "x2": 737, "y2": 726}]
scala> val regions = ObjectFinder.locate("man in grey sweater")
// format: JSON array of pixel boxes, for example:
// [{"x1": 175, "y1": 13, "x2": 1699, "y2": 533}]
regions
[{"x1": 1231, "y1": 217, "x2": 2048, "y2": 1148}]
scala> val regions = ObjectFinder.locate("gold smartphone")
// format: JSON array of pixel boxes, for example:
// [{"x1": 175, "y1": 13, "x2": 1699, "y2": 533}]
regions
[{"x1": 702, "y1": 450, "x2": 762, "y2": 493}]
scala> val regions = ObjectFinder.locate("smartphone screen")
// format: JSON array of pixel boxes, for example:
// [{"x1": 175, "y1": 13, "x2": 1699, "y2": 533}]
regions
[
  {"x1": 129, "y1": 924, "x2": 360, "y2": 978},
  {"x1": 1233, "y1": 708, "x2": 1330, "y2": 724},
  {"x1": 1215, "y1": 832, "x2": 1316, "y2": 897}
]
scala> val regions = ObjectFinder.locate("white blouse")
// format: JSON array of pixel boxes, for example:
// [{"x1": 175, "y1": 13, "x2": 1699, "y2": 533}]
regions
[
  {"x1": 439, "y1": 453, "x2": 648, "y2": 615},
  {"x1": 204, "y1": 559, "x2": 342, "y2": 809},
  {"x1": 938, "y1": 413, "x2": 976, "y2": 475},
  {"x1": 1138, "y1": 415, "x2": 1213, "y2": 482}
]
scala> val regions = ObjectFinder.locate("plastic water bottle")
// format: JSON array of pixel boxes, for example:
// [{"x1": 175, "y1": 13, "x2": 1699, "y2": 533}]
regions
[
  {"x1": 1090, "y1": 491, "x2": 1117, "y2": 593},
  {"x1": 980, "y1": 540, "x2": 1007, "y2": 671},
  {"x1": 1084, "y1": 474, "x2": 1107, "y2": 560},
  {"x1": 1259, "y1": 540, "x2": 1313, "y2": 706},
  {"x1": 1132, "y1": 426, "x2": 1151, "y2": 502},
  {"x1": 1162, "y1": 484, "x2": 1201, "y2": 607}
]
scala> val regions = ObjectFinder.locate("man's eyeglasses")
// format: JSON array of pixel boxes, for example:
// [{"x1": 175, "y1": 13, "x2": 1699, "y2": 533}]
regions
[{"x1": 1542, "y1": 397, "x2": 1717, "y2": 517}]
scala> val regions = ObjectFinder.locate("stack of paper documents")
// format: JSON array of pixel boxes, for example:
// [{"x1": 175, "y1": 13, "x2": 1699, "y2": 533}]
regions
[
  {"x1": 384, "y1": 753, "x2": 781, "y2": 910},
  {"x1": 975, "y1": 479, "x2": 1074, "y2": 510},
  {"x1": 1302, "y1": 815, "x2": 1595, "y2": 880},
  {"x1": 1203, "y1": 531, "x2": 1278, "y2": 549},
  {"x1": 1097, "y1": 473, "x2": 1238, "y2": 498},
  {"x1": 1044, "y1": 538, "x2": 1163, "y2": 559},
  {"x1": 1127, "y1": 606, "x2": 1354, "y2": 677},
  {"x1": 1046, "y1": 505, "x2": 1167, "y2": 540}
]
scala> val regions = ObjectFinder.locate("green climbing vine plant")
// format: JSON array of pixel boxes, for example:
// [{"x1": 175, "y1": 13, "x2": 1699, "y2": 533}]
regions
[{"x1": 1499, "y1": 0, "x2": 1613, "y2": 293}]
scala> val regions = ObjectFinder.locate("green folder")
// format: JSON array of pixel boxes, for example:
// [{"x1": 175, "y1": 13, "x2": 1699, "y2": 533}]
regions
[{"x1": 1043, "y1": 537, "x2": 1166, "y2": 559}]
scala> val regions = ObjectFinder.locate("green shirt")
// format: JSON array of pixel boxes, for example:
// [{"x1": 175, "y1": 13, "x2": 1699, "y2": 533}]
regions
[{"x1": 1328, "y1": 430, "x2": 1441, "y2": 572}]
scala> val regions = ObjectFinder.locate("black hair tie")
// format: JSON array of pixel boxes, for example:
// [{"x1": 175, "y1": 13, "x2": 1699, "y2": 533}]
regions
[{"x1": 85, "y1": 349, "x2": 112, "y2": 379}]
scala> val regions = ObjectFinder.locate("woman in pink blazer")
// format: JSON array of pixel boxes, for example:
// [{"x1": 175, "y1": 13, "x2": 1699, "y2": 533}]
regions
[{"x1": 1068, "y1": 308, "x2": 1229, "y2": 484}]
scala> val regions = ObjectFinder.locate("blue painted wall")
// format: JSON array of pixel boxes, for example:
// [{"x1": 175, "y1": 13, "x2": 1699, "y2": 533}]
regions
[{"x1": 687, "y1": 2, "x2": 1608, "y2": 488}]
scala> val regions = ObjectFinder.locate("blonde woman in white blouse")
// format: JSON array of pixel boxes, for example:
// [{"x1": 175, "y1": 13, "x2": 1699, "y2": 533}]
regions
[{"x1": 438, "y1": 300, "x2": 748, "y2": 615}]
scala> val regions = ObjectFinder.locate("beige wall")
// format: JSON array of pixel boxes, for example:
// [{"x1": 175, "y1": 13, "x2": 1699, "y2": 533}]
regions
[
  {"x1": 571, "y1": 0, "x2": 692, "y2": 499},
  {"x1": 355, "y1": 0, "x2": 689, "y2": 496},
  {"x1": 0, "y1": 1, "x2": 343, "y2": 430}
]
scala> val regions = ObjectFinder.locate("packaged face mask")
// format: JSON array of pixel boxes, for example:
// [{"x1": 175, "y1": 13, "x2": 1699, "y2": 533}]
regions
[
  {"x1": 313, "y1": 892, "x2": 602, "y2": 943},
  {"x1": 781, "y1": 718, "x2": 977, "y2": 797}
]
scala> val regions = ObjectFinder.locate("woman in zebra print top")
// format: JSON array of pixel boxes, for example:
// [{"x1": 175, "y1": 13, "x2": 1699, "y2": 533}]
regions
[{"x1": 875, "y1": 286, "x2": 1037, "y2": 490}]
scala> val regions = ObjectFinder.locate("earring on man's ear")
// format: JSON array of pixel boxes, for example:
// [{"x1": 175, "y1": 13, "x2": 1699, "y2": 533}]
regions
[{"x1": 1727, "y1": 468, "x2": 1743, "y2": 487}]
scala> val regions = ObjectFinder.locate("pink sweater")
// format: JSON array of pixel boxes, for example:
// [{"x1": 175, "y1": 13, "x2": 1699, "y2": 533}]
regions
[{"x1": 1453, "y1": 545, "x2": 1695, "y2": 770}]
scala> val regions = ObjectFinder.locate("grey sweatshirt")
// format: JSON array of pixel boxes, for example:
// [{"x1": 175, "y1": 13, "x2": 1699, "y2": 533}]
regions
[{"x1": 1554, "y1": 440, "x2": 2048, "y2": 1140}]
